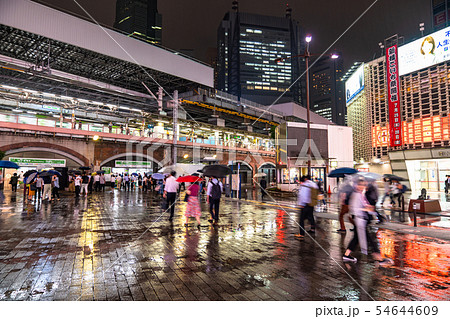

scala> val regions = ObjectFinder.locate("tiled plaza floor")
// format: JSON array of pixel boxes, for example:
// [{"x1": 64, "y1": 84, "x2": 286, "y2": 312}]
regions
[{"x1": 0, "y1": 190, "x2": 448, "y2": 301}]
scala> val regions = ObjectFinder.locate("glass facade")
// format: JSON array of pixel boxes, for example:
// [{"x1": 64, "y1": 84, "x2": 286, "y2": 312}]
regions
[
  {"x1": 406, "y1": 159, "x2": 450, "y2": 192},
  {"x1": 240, "y1": 28, "x2": 291, "y2": 93}
]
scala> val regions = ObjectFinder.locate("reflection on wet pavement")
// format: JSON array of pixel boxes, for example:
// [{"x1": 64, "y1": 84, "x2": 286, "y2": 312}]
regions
[{"x1": 0, "y1": 190, "x2": 448, "y2": 301}]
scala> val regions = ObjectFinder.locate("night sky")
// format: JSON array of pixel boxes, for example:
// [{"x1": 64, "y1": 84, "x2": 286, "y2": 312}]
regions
[{"x1": 35, "y1": 0, "x2": 431, "y2": 71}]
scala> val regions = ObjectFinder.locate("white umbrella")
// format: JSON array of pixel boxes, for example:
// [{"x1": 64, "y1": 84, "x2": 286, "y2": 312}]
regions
[
  {"x1": 36, "y1": 163, "x2": 54, "y2": 171},
  {"x1": 254, "y1": 172, "x2": 267, "y2": 178},
  {"x1": 354, "y1": 172, "x2": 382, "y2": 182}
]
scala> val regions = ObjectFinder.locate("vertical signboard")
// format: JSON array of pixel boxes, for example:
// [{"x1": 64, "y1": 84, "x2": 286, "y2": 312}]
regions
[{"x1": 386, "y1": 45, "x2": 402, "y2": 147}]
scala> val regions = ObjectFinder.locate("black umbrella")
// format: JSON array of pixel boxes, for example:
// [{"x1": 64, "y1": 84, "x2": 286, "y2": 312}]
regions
[
  {"x1": 39, "y1": 170, "x2": 62, "y2": 177},
  {"x1": 79, "y1": 166, "x2": 91, "y2": 170},
  {"x1": 97, "y1": 170, "x2": 105, "y2": 174},
  {"x1": 69, "y1": 170, "x2": 82, "y2": 175},
  {"x1": 192, "y1": 173, "x2": 200, "y2": 176},
  {"x1": 383, "y1": 174, "x2": 406, "y2": 181},
  {"x1": 202, "y1": 164, "x2": 232, "y2": 178},
  {"x1": 23, "y1": 170, "x2": 37, "y2": 177},
  {"x1": 328, "y1": 167, "x2": 358, "y2": 178}
]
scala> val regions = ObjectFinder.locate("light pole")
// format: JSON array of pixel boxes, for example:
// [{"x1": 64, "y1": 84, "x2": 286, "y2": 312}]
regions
[
  {"x1": 305, "y1": 35, "x2": 312, "y2": 176},
  {"x1": 275, "y1": 36, "x2": 339, "y2": 177}
]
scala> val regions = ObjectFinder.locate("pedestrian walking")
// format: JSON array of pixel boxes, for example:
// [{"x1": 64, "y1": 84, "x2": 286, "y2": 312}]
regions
[
  {"x1": 207, "y1": 177, "x2": 223, "y2": 225},
  {"x1": 108, "y1": 121, "x2": 113, "y2": 133},
  {"x1": 81, "y1": 173, "x2": 89, "y2": 196},
  {"x1": 184, "y1": 181, "x2": 202, "y2": 229},
  {"x1": 42, "y1": 177, "x2": 52, "y2": 201},
  {"x1": 336, "y1": 177, "x2": 354, "y2": 233},
  {"x1": 380, "y1": 178, "x2": 390, "y2": 207},
  {"x1": 164, "y1": 171, "x2": 179, "y2": 221},
  {"x1": 343, "y1": 178, "x2": 391, "y2": 266},
  {"x1": 10, "y1": 173, "x2": 19, "y2": 192},
  {"x1": 93, "y1": 173, "x2": 100, "y2": 192},
  {"x1": 110, "y1": 175, "x2": 116, "y2": 189},
  {"x1": 142, "y1": 175, "x2": 148, "y2": 192},
  {"x1": 51, "y1": 174, "x2": 60, "y2": 201},
  {"x1": 99, "y1": 173, "x2": 106, "y2": 191},
  {"x1": 445, "y1": 175, "x2": 450, "y2": 194},
  {"x1": 68, "y1": 174, "x2": 75, "y2": 192},
  {"x1": 78, "y1": 120, "x2": 82, "y2": 130},
  {"x1": 0, "y1": 171, "x2": 4, "y2": 204},
  {"x1": 260, "y1": 176, "x2": 267, "y2": 200},
  {"x1": 138, "y1": 173, "x2": 143, "y2": 189},
  {"x1": 117, "y1": 174, "x2": 122, "y2": 190},
  {"x1": 74, "y1": 174, "x2": 82, "y2": 197},
  {"x1": 124, "y1": 174, "x2": 130, "y2": 191},
  {"x1": 295, "y1": 175, "x2": 318, "y2": 239},
  {"x1": 389, "y1": 180, "x2": 402, "y2": 208},
  {"x1": 35, "y1": 175, "x2": 44, "y2": 201}
]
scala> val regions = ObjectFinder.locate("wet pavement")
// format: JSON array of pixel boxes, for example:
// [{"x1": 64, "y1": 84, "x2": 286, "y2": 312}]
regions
[{"x1": 0, "y1": 189, "x2": 449, "y2": 301}]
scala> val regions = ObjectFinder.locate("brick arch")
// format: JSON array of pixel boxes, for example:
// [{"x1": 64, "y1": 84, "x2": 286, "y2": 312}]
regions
[{"x1": 1, "y1": 142, "x2": 89, "y2": 166}]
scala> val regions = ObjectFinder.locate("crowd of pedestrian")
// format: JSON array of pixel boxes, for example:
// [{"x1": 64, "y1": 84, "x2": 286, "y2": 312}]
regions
[{"x1": 295, "y1": 174, "x2": 394, "y2": 267}]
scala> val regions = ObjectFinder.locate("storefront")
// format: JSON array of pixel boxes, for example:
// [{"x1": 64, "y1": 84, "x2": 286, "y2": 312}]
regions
[
  {"x1": 389, "y1": 148, "x2": 450, "y2": 193},
  {"x1": 405, "y1": 159, "x2": 450, "y2": 192},
  {"x1": 105, "y1": 160, "x2": 155, "y2": 176},
  {"x1": 2, "y1": 157, "x2": 67, "y2": 189}
]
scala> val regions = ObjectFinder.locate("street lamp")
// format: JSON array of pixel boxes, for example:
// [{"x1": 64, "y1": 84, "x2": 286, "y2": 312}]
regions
[
  {"x1": 305, "y1": 35, "x2": 312, "y2": 176},
  {"x1": 275, "y1": 37, "x2": 342, "y2": 176}
]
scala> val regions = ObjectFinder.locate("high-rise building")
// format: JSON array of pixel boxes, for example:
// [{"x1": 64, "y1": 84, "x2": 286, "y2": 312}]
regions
[
  {"x1": 431, "y1": 0, "x2": 450, "y2": 31},
  {"x1": 114, "y1": 0, "x2": 162, "y2": 45},
  {"x1": 216, "y1": 2, "x2": 306, "y2": 106},
  {"x1": 347, "y1": 27, "x2": 450, "y2": 192},
  {"x1": 310, "y1": 55, "x2": 345, "y2": 125}
]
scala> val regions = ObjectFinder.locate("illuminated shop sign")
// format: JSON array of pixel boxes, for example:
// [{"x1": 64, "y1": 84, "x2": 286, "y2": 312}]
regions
[
  {"x1": 372, "y1": 115, "x2": 450, "y2": 147},
  {"x1": 398, "y1": 25, "x2": 450, "y2": 76},
  {"x1": 386, "y1": 45, "x2": 402, "y2": 147},
  {"x1": 345, "y1": 64, "x2": 364, "y2": 104}
]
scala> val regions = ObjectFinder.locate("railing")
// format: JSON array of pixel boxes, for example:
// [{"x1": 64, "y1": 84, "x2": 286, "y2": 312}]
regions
[{"x1": 0, "y1": 113, "x2": 275, "y2": 153}]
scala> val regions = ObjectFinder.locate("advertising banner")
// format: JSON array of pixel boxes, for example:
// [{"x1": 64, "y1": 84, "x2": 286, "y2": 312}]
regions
[
  {"x1": 345, "y1": 64, "x2": 364, "y2": 104},
  {"x1": 115, "y1": 160, "x2": 153, "y2": 168},
  {"x1": 398, "y1": 25, "x2": 450, "y2": 76},
  {"x1": 10, "y1": 157, "x2": 66, "y2": 167},
  {"x1": 386, "y1": 45, "x2": 402, "y2": 147}
]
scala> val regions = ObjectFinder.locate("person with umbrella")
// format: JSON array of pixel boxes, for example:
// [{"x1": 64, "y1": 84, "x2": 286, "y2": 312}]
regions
[
  {"x1": 41, "y1": 173, "x2": 53, "y2": 201},
  {"x1": 99, "y1": 173, "x2": 106, "y2": 192},
  {"x1": 10, "y1": 173, "x2": 19, "y2": 192},
  {"x1": 74, "y1": 173, "x2": 82, "y2": 197},
  {"x1": 93, "y1": 172, "x2": 100, "y2": 192},
  {"x1": 81, "y1": 172, "x2": 90, "y2": 196},
  {"x1": 35, "y1": 174, "x2": 44, "y2": 201},
  {"x1": 389, "y1": 179, "x2": 402, "y2": 208},
  {"x1": 336, "y1": 176, "x2": 355, "y2": 233},
  {"x1": 164, "y1": 171, "x2": 179, "y2": 221},
  {"x1": 260, "y1": 176, "x2": 267, "y2": 201},
  {"x1": 343, "y1": 178, "x2": 391, "y2": 266},
  {"x1": 184, "y1": 180, "x2": 202, "y2": 229},
  {"x1": 51, "y1": 173, "x2": 61, "y2": 201},
  {"x1": 206, "y1": 176, "x2": 223, "y2": 225}
]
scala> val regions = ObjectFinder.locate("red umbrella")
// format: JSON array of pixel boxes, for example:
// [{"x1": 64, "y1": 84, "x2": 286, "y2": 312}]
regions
[{"x1": 176, "y1": 175, "x2": 203, "y2": 183}]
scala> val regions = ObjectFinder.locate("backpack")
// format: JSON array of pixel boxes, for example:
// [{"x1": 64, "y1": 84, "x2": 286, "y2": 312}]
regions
[
  {"x1": 304, "y1": 185, "x2": 319, "y2": 207},
  {"x1": 82, "y1": 175, "x2": 89, "y2": 184},
  {"x1": 210, "y1": 181, "x2": 222, "y2": 200}
]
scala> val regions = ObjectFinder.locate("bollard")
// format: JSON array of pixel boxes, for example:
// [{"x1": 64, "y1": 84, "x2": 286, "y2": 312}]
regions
[{"x1": 412, "y1": 202, "x2": 417, "y2": 227}]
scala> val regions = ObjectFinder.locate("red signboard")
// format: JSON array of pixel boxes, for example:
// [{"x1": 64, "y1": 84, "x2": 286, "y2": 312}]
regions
[
  {"x1": 386, "y1": 45, "x2": 402, "y2": 147},
  {"x1": 372, "y1": 115, "x2": 450, "y2": 147}
]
